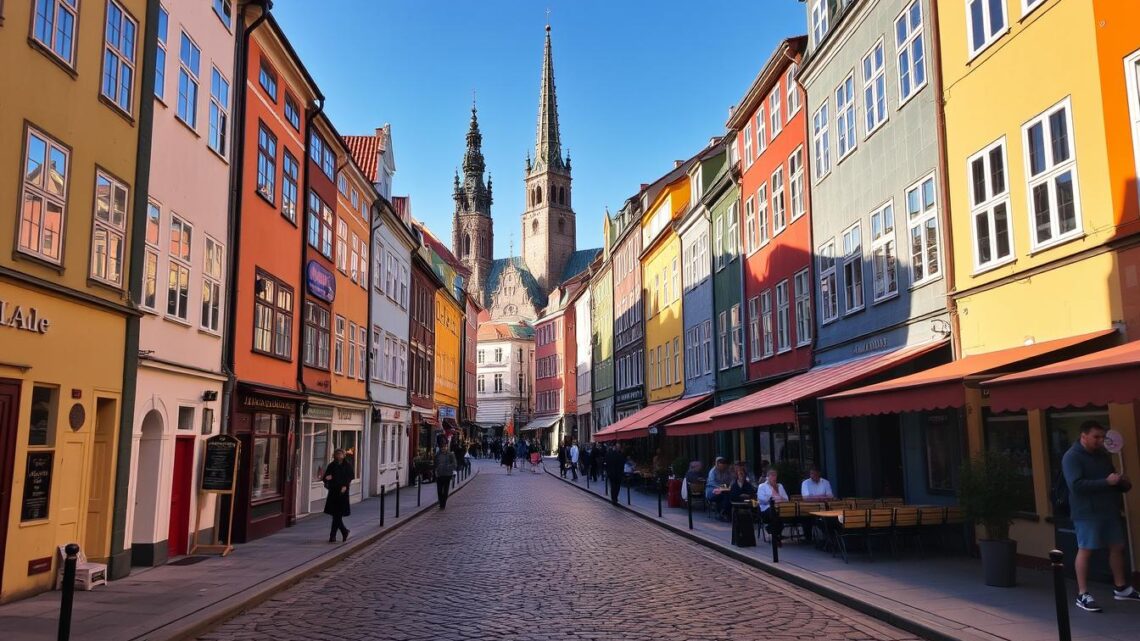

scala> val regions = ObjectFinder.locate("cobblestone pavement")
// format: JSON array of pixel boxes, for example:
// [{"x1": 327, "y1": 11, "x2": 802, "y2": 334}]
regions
[{"x1": 198, "y1": 465, "x2": 920, "y2": 641}]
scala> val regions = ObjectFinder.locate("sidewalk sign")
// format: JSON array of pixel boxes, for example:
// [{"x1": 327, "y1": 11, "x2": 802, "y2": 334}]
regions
[{"x1": 190, "y1": 434, "x2": 241, "y2": 556}]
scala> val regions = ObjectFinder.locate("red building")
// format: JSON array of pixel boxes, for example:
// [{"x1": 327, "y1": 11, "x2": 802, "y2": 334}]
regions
[
  {"x1": 729, "y1": 37, "x2": 814, "y2": 384},
  {"x1": 528, "y1": 279, "x2": 584, "y2": 453},
  {"x1": 408, "y1": 247, "x2": 441, "y2": 472}
]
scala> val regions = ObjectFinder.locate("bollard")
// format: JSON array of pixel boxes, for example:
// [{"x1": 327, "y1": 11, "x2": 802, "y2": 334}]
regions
[
  {"x1": 657, "y1": 480, "x2": 663, "y2": 518},
  {"x1": 394, "y1": 478, "x2": 400, "y2": 518},
  {"x1": 586, "y1": 472, "x2": 590, "y2": 490},
  {"x1": 57, "y1": 543, "x2": 79, "y2": 641},
  {"x1": 769, "y1": 498, "x2": 780, "y2": 563},
  {"x1": 626, "y1": 481, "x2": 631, "y2": 506},
  {"x1": 417, "y1": 475, "x2": 422, "y2": 507},
  {"x1": 379, "y1": 486, "x2": 386, "y2": 528},
  {"x1": 1050, "y1": 550, "x2": 1072, "y2": 641},
  {"x1": 687, "y1": 492, "x2": 693, "y2": 530}
]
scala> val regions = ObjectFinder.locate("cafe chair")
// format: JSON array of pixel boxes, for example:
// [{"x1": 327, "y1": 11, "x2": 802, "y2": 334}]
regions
[
  {"x1": 890, "y1": 507, "x2": 923, "y2": 556},
  {"x1": 878, "y1": 497, "x2": 905, "y2": 506},
  {"x1": 55, "y1": 545, "x2": 107, "y2": 591},
  {"x1": 687, "y1": 480, "x2": 707, "y2": 512},
  {"x1": 836, "y1": 509, "x2": 870, "y2": 563},
  {"x1": 865, "y1": 508, "x2": 895, "y2": 559}
]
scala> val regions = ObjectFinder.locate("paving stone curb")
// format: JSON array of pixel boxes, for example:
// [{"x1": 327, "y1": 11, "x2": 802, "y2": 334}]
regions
[
  {"x1": 143, "y1": 469, "x2": 479, "y2": 641},
  {"x1": 546, "y1": 468, "x2": 997, "y2": 641}
]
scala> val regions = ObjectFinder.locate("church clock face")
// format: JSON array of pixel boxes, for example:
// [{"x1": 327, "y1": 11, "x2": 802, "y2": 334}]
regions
[{"x1": 504, "y1": 304, "x2": 517, "y2": 316}]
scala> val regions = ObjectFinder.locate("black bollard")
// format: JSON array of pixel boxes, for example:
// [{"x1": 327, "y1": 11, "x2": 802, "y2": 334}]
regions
[
  {"x1": 769, "y1": 498, "x2": 780, "y2": 563},
  {"x1": 394, "y1": 478, "x2": 400, "y2": 518},
  {"x1": 657, "y1": 480, "x2": 663, "y2": 518},
  {"x1": 1050, "y1": 550, "x2": 1072, "y2": 641},
  {"x1": 379, "y1": 485, "x2": 386, "y2": 528},
  {"x1": 57, "y1": 543, "x2": 79, "y2": 641},
  {"x1": 626, "y1": 480, "x2": 631, "y2": 506},
  {"x1": 417, "y1": 475, "x2": 422, "y2": 507}
]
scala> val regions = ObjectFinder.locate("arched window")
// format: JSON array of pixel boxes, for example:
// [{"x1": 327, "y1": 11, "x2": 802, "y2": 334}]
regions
[
  {"x1": 463, "y1": 233, "x2": 471, "y2": 256},
  {"x1": 536, "y1": 186, "x2": 543, "y2": 204},
  {"x1": 559, "y1": 187, "x2": 565, "y2": 205},
  {"x1": 531, "y1": 218, "x2": 539, "y2": 235}
]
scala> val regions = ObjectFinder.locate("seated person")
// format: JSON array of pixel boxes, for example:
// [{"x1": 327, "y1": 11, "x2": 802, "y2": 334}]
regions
[
  {"x1": 684, "y1": 461, "x2": 704, "y2": 485},
  {"x1": 800, "y1": 465, "x2": 834, "y2": 501},
  {"x1": 728, "y1": 462, "x2": 756, "y2": 501},
  {"x1": 705, "y1": 456, "x2": 734, "y2": 515},
  {"x1": 623, "y1": 457, "x2": 636, "y2": 476},
  {"x1": 757, "y1": 469, "x2": 789, "y2": 514}
]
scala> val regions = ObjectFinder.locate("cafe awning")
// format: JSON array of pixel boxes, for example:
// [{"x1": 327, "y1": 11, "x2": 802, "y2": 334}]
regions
[
  {"x1": 593, "y1": 394, "x2": 711, "y2": 442},
  {"x1": 984, "y1": 338, "x2": 1140, "y2": 412},
  {"x1": 820, "y1": 329, "x2": 1116, "y2": 417},
  {"x1": 666, "y1": 340, "x2": 949, "y2": 437},
  {"x1": 519, "y1": 414, "x2": 562, "y2": 432}
]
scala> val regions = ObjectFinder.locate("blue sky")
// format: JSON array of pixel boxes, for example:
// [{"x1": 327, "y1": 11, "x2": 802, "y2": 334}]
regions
[{"x1": 273, "y1": 1, "x2": 808, "y2": 257}]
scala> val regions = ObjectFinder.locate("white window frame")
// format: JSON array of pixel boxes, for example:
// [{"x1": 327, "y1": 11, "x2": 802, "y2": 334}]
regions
[
  {"x1": 771, "y1": 166, "x2": 787, "y2": 235},
  {"x1": 841, "y1": 222, "x2": 864, "y2": 314},
  {"x1": 756, "y1": 106, "x2": 767, "y2": 155},
  {"x1": 334, "y1": 315, "x2": 346, "y2": 374},
  {"x1": 836, "y1": 73, "x2": 857, "y2": 160},
  {"x1": 818, "y1": 240, "x2": 839, "y2": 324},
  {"x1": 155, "y1": 5, "x2": 168, "y2": 100},
  {"x1": 167, "y1": 215, "x2": 192, "y2": 323},
  {"x1": 757, "y1": 184, "x2": 769, "y2": 248},
  {"x1": 812, "y1": 102, "x2": 831, "y2": 180},
  {"x1": 201, "y1": 235, "x2": 224, "y2": 333},
  {"x1": 794, "y1": 268, "x2": 812, "y2": 347},
  {"x1": 702, "y1": 320, "x2": 712, "y2": 375},
  {"x1": 744, "y1": 196, "x2": 756, "y2": 255},
  {"x1": 895, "y1": 0, "x2": 928, "y2": 107},
  {"x1": 743, "y1": 123, "x2": 754, "y2": 167},
  {"x1": 969, "y1": 138, "x2": 1015, "y2": 272},
  {"x1": 142, "y1": 201, "x2": 161, "y2": 311},
  {"x1": 727, "y1": 199, "x2": 739, "y2": 260},
  {"x1": 789, "y1": 147, "x2": 805, "y2": 221},
  {"x1": 787, "y1": 63, "x2": 801, "y2": 120},
  {"x1": 967, "y1": 0, "x2": 1009, "y2": 60},
  {"x1": 90, "y1": 170, "x2": 129, "y2": 287},
  {"x1": 177, "y1": 31, "x2": 200, "y2": 128},
  {"x1": 730, "y1": 304, "x2": 743, "y2": 366},
  {"x1": 869, "y1": 201, "x2": 899, "y2": 302},
  {"x1": 862, "y1": 39, "x2": 888, "y2": 137},
  {"x1": 1021, "y1": 98, "x2": 1082, "y2": 252},
  {"x1": 336, "y1": 219, "x2": 348, "y2": 273},
  {"x1": 748, "y1": 296, "x2": 761, "y2": 362},
  {"x1": 32, "y1": 0, "x2": 80, "y2": 67},
  {"x1": 776, "y1": 280, "x2": 791, "y2": 354},
  {"x1": 905, "y1": 172, "x2": 943, "y2": 285},
  {"x1": 1021, "y1": 0, "x2": 1046, "y2": 17},
  {"x1": 811, "y1": 0, "x2": 829, "y2": 47},
  {"x1": 770, "y1": 89, "x2": 782, "y2": 138},
  {"x1": 18, "y1": 126, "x2": 70, "y2": 264},
  {"x1": 101, "y1": 0, "x2": 137, "y2": 115},
  {"x1": 718, "y1": 311, "x2": 728, "y2": 370},
  {"x1": 760, "y1": 291, "x2": 773, "y2": 358},
  {"x1": 208, "y1": 67, "x2": 230, "y2": 157}
]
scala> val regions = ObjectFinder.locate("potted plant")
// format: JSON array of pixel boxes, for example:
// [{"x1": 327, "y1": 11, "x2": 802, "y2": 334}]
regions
[{"x1": 957, "y1": 451, "x2": 1027, "y2": 587}]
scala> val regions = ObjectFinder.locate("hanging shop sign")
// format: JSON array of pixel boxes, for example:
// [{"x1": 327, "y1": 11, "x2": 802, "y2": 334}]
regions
[{"x1": 306, "y1": 261, "x2": 336, "y2": 303}]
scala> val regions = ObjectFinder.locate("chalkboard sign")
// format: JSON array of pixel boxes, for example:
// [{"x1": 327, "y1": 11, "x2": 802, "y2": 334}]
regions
[
  {"x1": 201, "y1": 435, "x2": 240, "y2": 492},
  {"x1": 21, "y1": 451, "x2": 53, "y2": 521}
]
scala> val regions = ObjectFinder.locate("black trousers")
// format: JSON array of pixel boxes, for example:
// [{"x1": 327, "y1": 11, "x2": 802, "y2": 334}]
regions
[
  {"x1": 609, "y1": 476, "x2": 622, "y2": 505},
  {"x1": 436, "y1": 475, "x2": 453, "y2": 509},
  {"x1": 329, "y1": 514, "x2": 347, "y2": 540},
  {"x1": 569, "y1": 462, "x2": 578, "y2": 480}
]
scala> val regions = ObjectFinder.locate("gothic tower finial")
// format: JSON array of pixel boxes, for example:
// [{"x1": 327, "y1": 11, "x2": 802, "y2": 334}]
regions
[
  {"x1": 453, "y1": 98, "x2": 493, "y2": 299},
  {"x1": 532, "y1": 23, "x2": 565, "y2": 175}
]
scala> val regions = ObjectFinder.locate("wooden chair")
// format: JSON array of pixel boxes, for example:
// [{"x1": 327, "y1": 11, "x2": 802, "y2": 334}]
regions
[
  {"x1": 789, "y1": 494, "x2": 804, "y2": 502},
  {"x1": 866, "y1": 508, "x2": 895, "y2": 559},
  {"x1": 687, "y1": 480, "x2": 707, "y2": 511},
  {"x1": 762, "y1": 501, "x2": 803, "y2": 543},
  {"x1": 836, "y1": 509, "x2": 869, "y2": 563},
  {"x1": 890, "y1": 507, "x2": 922, "y2": 556},
  {"x1": 55, "y1": 545, "x2": 107, "y2": 591},
  {"x1": 878, "y1": 497, "x2": 905, "y2": 506}
]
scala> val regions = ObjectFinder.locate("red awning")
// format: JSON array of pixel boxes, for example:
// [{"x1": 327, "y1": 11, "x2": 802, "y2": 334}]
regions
[
  {"x1": 984, "y1": 339, "x2": 1140, "y2": 412},
  {"x1": 820, "y1": 329, "x2": 1116, "y2": 417},
  {"x1": 666, "y1": 340, "x2": 948, "y2": 437},
  {"x1": 594, "y1": 394, "x2": 711, "y2": 442}
]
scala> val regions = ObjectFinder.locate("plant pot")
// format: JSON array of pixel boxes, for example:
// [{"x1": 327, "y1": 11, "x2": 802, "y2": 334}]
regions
[{"x1": 978, "y1": 538, "x2": 1017, "y2": 587}]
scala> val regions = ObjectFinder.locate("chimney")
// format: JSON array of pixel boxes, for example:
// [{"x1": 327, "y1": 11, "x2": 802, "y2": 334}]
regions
[
  {"x1": 674, "y1": 160, "x2": 683, "y2": 168},
  {"x1": 640, "y1": 183, "x2": 648, "y2": 191}
]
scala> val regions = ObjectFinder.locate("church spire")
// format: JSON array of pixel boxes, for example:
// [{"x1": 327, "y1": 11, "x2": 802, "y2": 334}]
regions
[
  {"x1": 463, "y1": 102, "x2": 486, "y2": 180},
  {"x1": 533, "y1": 25, "x2": 566, "y2": 175}
]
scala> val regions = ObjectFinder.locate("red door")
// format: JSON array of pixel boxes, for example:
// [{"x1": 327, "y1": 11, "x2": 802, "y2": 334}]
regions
[
  {"x1": 0, "y1": 381, "x2": 20, "y2": 593},
  {"x1": 168, "y1": 437, "x2": 194, "y2": 557}
]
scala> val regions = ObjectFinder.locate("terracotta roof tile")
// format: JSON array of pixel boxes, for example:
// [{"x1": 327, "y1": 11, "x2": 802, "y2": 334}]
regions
[{"x1": 343, "y1": 135, "x2": 379, "y2": 182}]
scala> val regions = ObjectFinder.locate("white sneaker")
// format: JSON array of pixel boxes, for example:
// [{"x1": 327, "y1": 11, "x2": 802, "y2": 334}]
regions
[
  {"x1": 1076, "y1": 592, "x2": 1103, "y2": 612},
  {"x1": 1114, "y1": 586, "x2": 1140, "y2": 601}
]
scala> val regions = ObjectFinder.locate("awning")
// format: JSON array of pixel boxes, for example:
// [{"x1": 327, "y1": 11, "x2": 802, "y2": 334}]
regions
[
  {"x1": 666, "y1": 340, "x2": 949, "y2": 437},
  {"x1": 820, "y1": 329, "x2": 1116, "y2": 417},
  {"x1": 594, "y1": 394, "x2": 711, "y2": 442},
  {"x1": 520, "y1": 414, "x2": 562, "y2": 432},
  {"x1": 984, "y1": 338, "x2": 1140, "y2": 412}
]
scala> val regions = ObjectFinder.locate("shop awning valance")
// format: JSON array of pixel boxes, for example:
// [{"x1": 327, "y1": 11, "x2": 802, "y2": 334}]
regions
[
  {"x1": 519, "y1": 414, "x2": 562, "y2": 432},
  {"x1": 593, "y1": 394, "x2": 711, "y2": 442},
  {"x1": 666, "y1": 340, "x2": 949, "y2": 437},
  {"x1": 820, "y1": 329, "x2": 1116, "y2": 418},
  {"x1": 984, "y1": 338, "x2": 1140, "y2": 412}
]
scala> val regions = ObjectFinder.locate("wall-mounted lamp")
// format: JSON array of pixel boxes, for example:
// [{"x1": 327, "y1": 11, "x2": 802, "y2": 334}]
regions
[
  {"x1": 202, "y1": 390, "x2": 219, "y2": 402},
  {"x1": 930, "y1": 319, "x2": 951, "y2": 337}
]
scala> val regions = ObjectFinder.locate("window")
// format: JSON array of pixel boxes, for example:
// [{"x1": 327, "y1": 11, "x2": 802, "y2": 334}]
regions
[
  {"x1": 27, "y1": 385, "x2": 59, "y2": 448},
  {"x1": 787, "y1": 63, "x2": 801, "y2": 118},
  {"x1": 863, "y1": 40, "x2": 887, "y2": 135},
  {"x1": 351, "y1": 188, "x2": 360, "y2": 214},
  {"x1": 726, "y1": 199, "x2": 739, "y2": 259},
  {"x1": 747, "y1": 297, "x2": 761, "y2": 362},
  {"x1": 771, "y1": 168, "x2": 786, "y2": 234},
  {"x1": 477, "y1": 375, "x2": 485, "y2": 393},
  {"x1": 760, "y1": 291, "x2": 774, "y2": 358},
  {"x1": 213, "y1": 0, "x2": 232, "y2": 28},
  {"x1": 308, "y1": 191, "x2": 333, "y2": 258},
  {"x1": 494, "y1": 373, "x2": 503, "y2": 392},
  {"x1": 155, "y1": 6, "x2": 168, "y2": 99},
  {"x1": 757, "y1": 184, "x2": 769, "y2": 248},
  {"x1": 142, "y1": 202, "x2": 160, "y2": 310},
  {"x1": 334, "y1": 316, "x2": 345, "y2": 374},
  {"x1": 303, "y1": 302, "x2": 330, "y2": 369},
  {"x1": 671, "y1": 258, "x2": 679, "y2": 303},
  {"x1": 256, "y1": 122, "x2": 276, "y2": 202},
  {"x1": 906, "y1": 174, "x2": 942, "y2": 284},
  {"x1": 250, "y1": 413, "x2": 287, "y2": 500},
  {"x1": 16, "y1": 110, "x2": 62, "y2": 219},
  {"x1": 337, "y1": 173, "x2": 348, "y2": 195},
  {"x1": 788, "y1": 147, "x2": 805, "y2": 220},
  {"x1": 967, "y1": 0, "x2": 1008, "y2": 58},
  {"x1": 254, "y1": 271, "x2": 293, "y2": 359},
  {"x1": 166, "y1": 216, "x2": 192, "y2": 321},
  {"x1": 177, "y1": 32, "x2": 200, "y2": 127},
  {"x1": 477, "y1": 349, "x2": 484, "y2": 364},
  {"x1": 983, "y1": 409, "x2": 1035, "y2": 513},
  {"x1": 284, "y1": 93, "x2": 301, "y2": 130},
  {"x1": 370, "y1": 327, "x2": 381, "y2": 381},
  {"x1": 335, "y1": 220, "x2": 347, "y2": 272},
  {"x1": 794, "y1": 269, "x2": 812, "y2": 346},
  {"x1": 347, "y1": 322, "x2": 357, "y2": 378},
  {"x1": 208, "y1": 68, "x2": 230, "y2": 156},
  {"x1": 101, "y1": 0, "x2": 137, "y2": 113},
  {"x1": 842, "y1": 223, "x2": 864, "y2": 314},
  {"x1": 835, "y1": 74, "x2": 857, "y2": 159},
  {"x1": 333, "y1": 428, "x2": 360, "y2": 477},
  {"x1": 811, "y1": 0, "x2": 829, "y2": 46},
  {"x1": 756, "y1": 107, "x2": 767, "y2": 154},
  {"x1": 674, "y1": 337, "x2": 681, "y2": 384},
  {"x1": 812, "y1": 103, "x2": 831, "y2": 179},
  {"x1": 201, "y1": 237, "x2": 223, "y2": 332},
  {"x1": 870, "y1": 202, "x2": 898, "y2": 301},
  {"x1": 743, "y1": 123, "x2": 753, "y2": 166},
  {"x1": 718, "y1": 311, "x2": 728, "y2": 370},
  {"x1": 702, "y1": 320, "x2": 712, "y2": 374},
  {"x1": 714, "y1": 207, "x2": 725, "y2": 271},
  {"x1": 730, "y1": 304, "x2": 743, "y2": 366},
  {"x1": 310, "y1": 132, "x2": 335, "y2": 179},
  {"x1": 282, "y1": 151, "x2": 299, "y2": 223},
  {"x1": 896, "y1": 1, "x2": 927, "y2": 103},
  {"x1": 776, "y1": 281, "x2": 790, "y2": 353},
  {"x1": 970, "y1": 139, "x2": 1013, "y2": 270},
  {"x1": 32, "y1": 0, "x2": 78, "y2": 66},
  {"x1": 258, "y1": 58, "x2": 277, "y2": 100},
  {"x1": 744, "y1": 196, "x2": 756, "y2": 254},
  {"x1": 1024, "y1": 100, "x2": 1080, "y2": 249},
  {"x1": 818, "y1": 241, "x2": 839, "y2": 323},
  {"x1": 770, "y1": 90, "x2": 782, "y2": 138},
  {"x1": 89, "y1": 171, "x2": 128, "y2": 286},
  {"x1": 350, "y1": 233, "x2": 360, "y2": 283}
]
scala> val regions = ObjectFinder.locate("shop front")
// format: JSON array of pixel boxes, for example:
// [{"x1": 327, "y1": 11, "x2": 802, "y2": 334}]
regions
[
  {"x1": 368, "y1": 405, "x2": 409, "y2": 496},
  {"x1": 298, "y1": 403, "x2": 366, "y2": 517},
  {"x1": 520, "y1": 413, "x2": 562, "y2": 454},
  {"x1": 228, "y1": 386, "x2": 302, "y2": 543},
  {"x1": 410, "y1": 405, "x2": 437, "y2": 483},
  {"x1": 0, "y1": 285, "x2": 126, "y2": 602}
]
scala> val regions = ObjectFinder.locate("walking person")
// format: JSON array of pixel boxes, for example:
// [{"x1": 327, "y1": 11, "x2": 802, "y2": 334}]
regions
[
  {"x1": 569, "y1": 439, "x2": 580, "y2": 481},
  {"x1": 435, "y1": 441, "x2": 458, "y2": 510},
  {"x1": 557, "y1": 442, "x2": 568, "y2": 478},
  {"x1": 502, "y1": 440, "x2": 517, "y2": 475},
  {"x1": 516, "y1": 439, "x2": 528, "y2": 471},
  {"x1": 322, "y1": 449, "x2": 354, "y2": 542},
  {"x1": 605, "y1": 444, "x2": 626, "y2": 506},
  {"x1": 1063, "y1": 420, "x2": 1140, "y2": 612}
]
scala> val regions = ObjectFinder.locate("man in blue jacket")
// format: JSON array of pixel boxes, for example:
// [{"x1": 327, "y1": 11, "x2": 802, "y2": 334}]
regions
[{"x1": 1062, "y1": 420, "x2": 1139, "y2": 612}]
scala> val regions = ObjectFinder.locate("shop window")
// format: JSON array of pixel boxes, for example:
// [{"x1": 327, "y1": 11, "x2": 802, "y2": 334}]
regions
[
  {"x1": 177, "y1": 406, "x2": 194, "y2": 431},
  {"x1": 923, "y1": 411, "x2": 961, "y2": 495},
  {"x1": 201, "y1": 408, "x2": 214, "y2": 435},
  {"x1": 28, "y1": 385, "x2": 59, "y2": 447},
  {"x1": 1047, "y1": 408, "x2": 1110, "y2": 517},
  {"x1": 983, "y1": 408, "x2": 1035, "y2": 514},
  {"x1": 311, "y1": 424, "x2": 329, "y2": 482},
  {"x1": 250, "y1": 413, "x2": 286, "y2": 501},
  {"x1": 333, "y1": 429, "x2": 360, "y2": 477}
]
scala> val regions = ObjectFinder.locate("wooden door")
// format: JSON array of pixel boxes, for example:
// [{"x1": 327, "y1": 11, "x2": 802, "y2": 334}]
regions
[
  {"x1": 167, "y1": 436, "x2": 194, "y2": 557},
  {"x1": 0, "y1": 381, "x2": 20, "y2": 594}
]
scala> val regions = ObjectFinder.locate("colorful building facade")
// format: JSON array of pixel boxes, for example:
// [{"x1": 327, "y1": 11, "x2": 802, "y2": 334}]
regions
[
  {"x1": 642, "y1": 171, "x2": 692, "y2": 404},
  {"x1": 679, "y1": 143, "x2": 724, "y2": 400},
  {"x1": 612, "y1": 197, "x2": 645, "y2": 420},
  {"x1": 589, "y1": 228, "x2": 615, "y2": 434}
]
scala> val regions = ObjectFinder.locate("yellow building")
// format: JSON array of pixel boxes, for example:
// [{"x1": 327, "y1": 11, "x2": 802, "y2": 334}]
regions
[
  {"x1": 642, "y1": 174, "x2": 691, "y2": 403},
  {"x1": 0, "y1": 0, "x2": 149, "y2": 599},
  {"x1": 937, "y1": 0, "x2": 1140, "y2": 561},
  {"x1": 434, "y1": 290, "x2": 463, "y2": 424}
]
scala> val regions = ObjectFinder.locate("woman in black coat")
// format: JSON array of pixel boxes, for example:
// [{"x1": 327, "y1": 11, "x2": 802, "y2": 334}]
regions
[
  {"x1": 501, "y1": 441, "x2": 517, "y2": 475},
  {"x1": 323, "y1": 448, "x2": 355, "y2": 542}
]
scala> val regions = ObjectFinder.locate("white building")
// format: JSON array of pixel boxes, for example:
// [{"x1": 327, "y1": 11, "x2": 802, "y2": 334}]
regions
[
  {"x1": 574, "y1": 286, "x2": 593, "y2": 442},
  {"x1": 475, "y1": 322, "x2": 535, "y2": 429}
]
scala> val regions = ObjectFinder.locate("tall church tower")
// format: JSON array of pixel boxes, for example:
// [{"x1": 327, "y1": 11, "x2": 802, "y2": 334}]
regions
[
  {"x1": 452, "y1": 103, "x2": 493, "y2": 296},
  {"x1": 522, "y1": 25, "x2": 575, "y2": 293}
]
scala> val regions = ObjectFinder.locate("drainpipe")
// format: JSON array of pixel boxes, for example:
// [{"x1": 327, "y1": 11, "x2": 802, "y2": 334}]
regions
[
  {"x1": 109, "y1": 0, "x2": 161, "y2": 581},
  {"x1": 220, "y1": 0, "x2": 272, "y2": 437},
  {"x1": 929, "y1": 0, "x2": 960, "y2": 360}
]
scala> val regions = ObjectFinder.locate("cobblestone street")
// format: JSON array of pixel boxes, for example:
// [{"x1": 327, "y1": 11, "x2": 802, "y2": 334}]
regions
[{"x1": 198, "y1": 464, "x2": 919, "y2": 641}]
